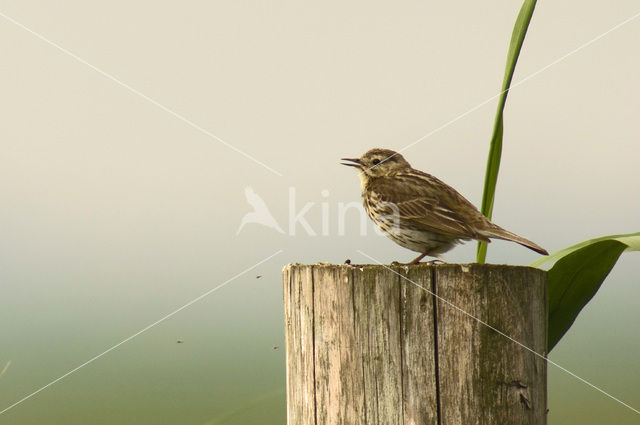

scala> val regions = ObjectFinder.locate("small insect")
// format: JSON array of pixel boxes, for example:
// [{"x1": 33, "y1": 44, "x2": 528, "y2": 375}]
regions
[
  {"x1": 273, "y1": 346, "x2": 279, "y2": 350},
  {"x1": 344, "y1": 259, "x2": 351, "y2": 264},
  {"x1": 256, "y1": 275, "x2": 262, "y2": 279},
  {"x1": 176, "y1": 339, "x2": 184, "y2": 344}
]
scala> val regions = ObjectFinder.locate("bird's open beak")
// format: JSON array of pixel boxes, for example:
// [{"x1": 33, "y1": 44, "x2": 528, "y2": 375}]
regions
[{"x1": 341, "y1": 157, "x2": 362, "y2": 168}]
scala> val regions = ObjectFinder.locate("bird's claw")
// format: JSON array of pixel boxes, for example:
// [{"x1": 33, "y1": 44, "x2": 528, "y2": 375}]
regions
[{"x1": 391, "y1": 258, "x2": 446, "y2": 266}]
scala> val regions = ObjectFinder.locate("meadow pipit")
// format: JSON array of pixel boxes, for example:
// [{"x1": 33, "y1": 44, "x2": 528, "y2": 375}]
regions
[{"x1": 342, "y1": 148, "x2": 548, "y2": 264}]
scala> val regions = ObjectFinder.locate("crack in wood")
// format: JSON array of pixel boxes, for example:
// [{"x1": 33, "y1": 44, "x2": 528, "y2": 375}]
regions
[
  {"x1": 398, "y1": 271, "x2": 405, "y2": 425},
  {"x1": 431, "y1": 267, "x2": 442, "y2": 425},
  {"x1": 311, "y1": 270, "x2": 318, "y2": 425}
]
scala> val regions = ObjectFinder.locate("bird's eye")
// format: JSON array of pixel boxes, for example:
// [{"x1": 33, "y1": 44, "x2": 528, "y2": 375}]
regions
[{"x1": 372, "y1": 158, "x2": 381, "y2": 165}]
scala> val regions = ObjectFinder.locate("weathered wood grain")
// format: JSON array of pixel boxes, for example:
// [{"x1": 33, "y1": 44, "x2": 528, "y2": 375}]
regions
[
  {"x1": 352, "y1": 266, "x2": 403, "y2": 425},
  {"x1": 312, "y1": 265, "x2": 364, "y2": 425},
  {"x1": 284, "y1": 264, "x2": 316, "y2": 424},
  {"x1": 401, "y1": 266, "x2": 438, "y2": 425},
  {"x1": 435, "y1": 264, "x2": 547, "y2": 425},
  {"x1": 283, "y1": 263, "x2": 547, "y2": 425}
]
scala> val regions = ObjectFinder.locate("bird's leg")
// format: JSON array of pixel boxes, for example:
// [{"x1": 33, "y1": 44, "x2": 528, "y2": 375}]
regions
[
  {"x1": 409, "y1": 253, "x2": 428, "y2": 264},
  {"x1": 392, "y1": 253, "x2": 445, "y2": 266}
]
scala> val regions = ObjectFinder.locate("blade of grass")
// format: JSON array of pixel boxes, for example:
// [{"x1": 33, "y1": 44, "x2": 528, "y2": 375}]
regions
[{"x1": 477, "y1": 0, "x2": 537, "y2": 263}]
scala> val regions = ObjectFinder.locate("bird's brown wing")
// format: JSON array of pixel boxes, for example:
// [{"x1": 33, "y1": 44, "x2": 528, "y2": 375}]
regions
[{"x1": 369, "y1": 171, "x2": 491, "y2": 242}]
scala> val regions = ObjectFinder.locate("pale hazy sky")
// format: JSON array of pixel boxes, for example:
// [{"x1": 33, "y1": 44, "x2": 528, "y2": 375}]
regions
[{"x1": 1, "y1": 1, "x2": 639, "y2": 424}]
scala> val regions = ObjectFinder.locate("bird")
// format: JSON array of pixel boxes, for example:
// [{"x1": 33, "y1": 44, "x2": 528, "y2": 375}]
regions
[{"x1": 341, "y1": 148, "x2": 548, "y2": 264}]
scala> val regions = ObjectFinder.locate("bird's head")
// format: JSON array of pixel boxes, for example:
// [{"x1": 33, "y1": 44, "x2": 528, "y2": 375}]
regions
[{"x1": 341, "y1": 148, "x2": 411, "y2": 179}]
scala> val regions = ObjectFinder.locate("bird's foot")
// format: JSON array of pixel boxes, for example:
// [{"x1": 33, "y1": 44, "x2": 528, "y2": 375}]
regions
[
  {"x1": 392, "y1": 254, "x2": 446, "y2": 266},
  {"x1": 424, "y1": 258, "x2": 446, "y2": 265},
  {"x1": 423, "y1": 255, "x2": 447, "y2": 265}
]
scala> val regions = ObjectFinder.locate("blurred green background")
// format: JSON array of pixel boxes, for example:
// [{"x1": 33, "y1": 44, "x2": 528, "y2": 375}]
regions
[{"x1": 1, "y1": 1, "x2": 639, "y2": 423}]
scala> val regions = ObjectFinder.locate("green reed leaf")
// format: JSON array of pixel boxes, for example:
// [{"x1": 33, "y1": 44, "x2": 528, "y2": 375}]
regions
[
  {"x1": 477, "y1": 0, "x2": 537, "y2": 263},
  {"x1": 545, "y1": 239, "x2": 636, "y2": 352},
  {"x1": 531, "y1": 232, "x2": 640, "y2": 268}
]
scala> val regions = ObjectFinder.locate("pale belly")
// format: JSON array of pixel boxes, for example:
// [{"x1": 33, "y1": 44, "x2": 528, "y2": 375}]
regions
[
  {"x1": 364, "y1": 197, "x2": 463, "y2": 256},
  {"x1": 379, "y1": 221, "x2": 461, "y2": 255}
]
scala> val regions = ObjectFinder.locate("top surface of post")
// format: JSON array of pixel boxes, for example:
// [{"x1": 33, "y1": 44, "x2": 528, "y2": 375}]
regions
[{"x1": 283, "y1": 262, "x2": 546, "y2": 275}]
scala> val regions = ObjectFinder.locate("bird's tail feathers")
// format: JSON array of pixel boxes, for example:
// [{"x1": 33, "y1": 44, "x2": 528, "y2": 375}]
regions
[{"x1": 483, "y1": 225, "x2": 549, "y2": 256}]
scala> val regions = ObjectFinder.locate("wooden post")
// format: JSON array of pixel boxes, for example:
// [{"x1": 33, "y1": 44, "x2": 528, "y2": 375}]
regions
[{"x1": 283, "y1": 263, "x2": 547, "y2": 425}]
